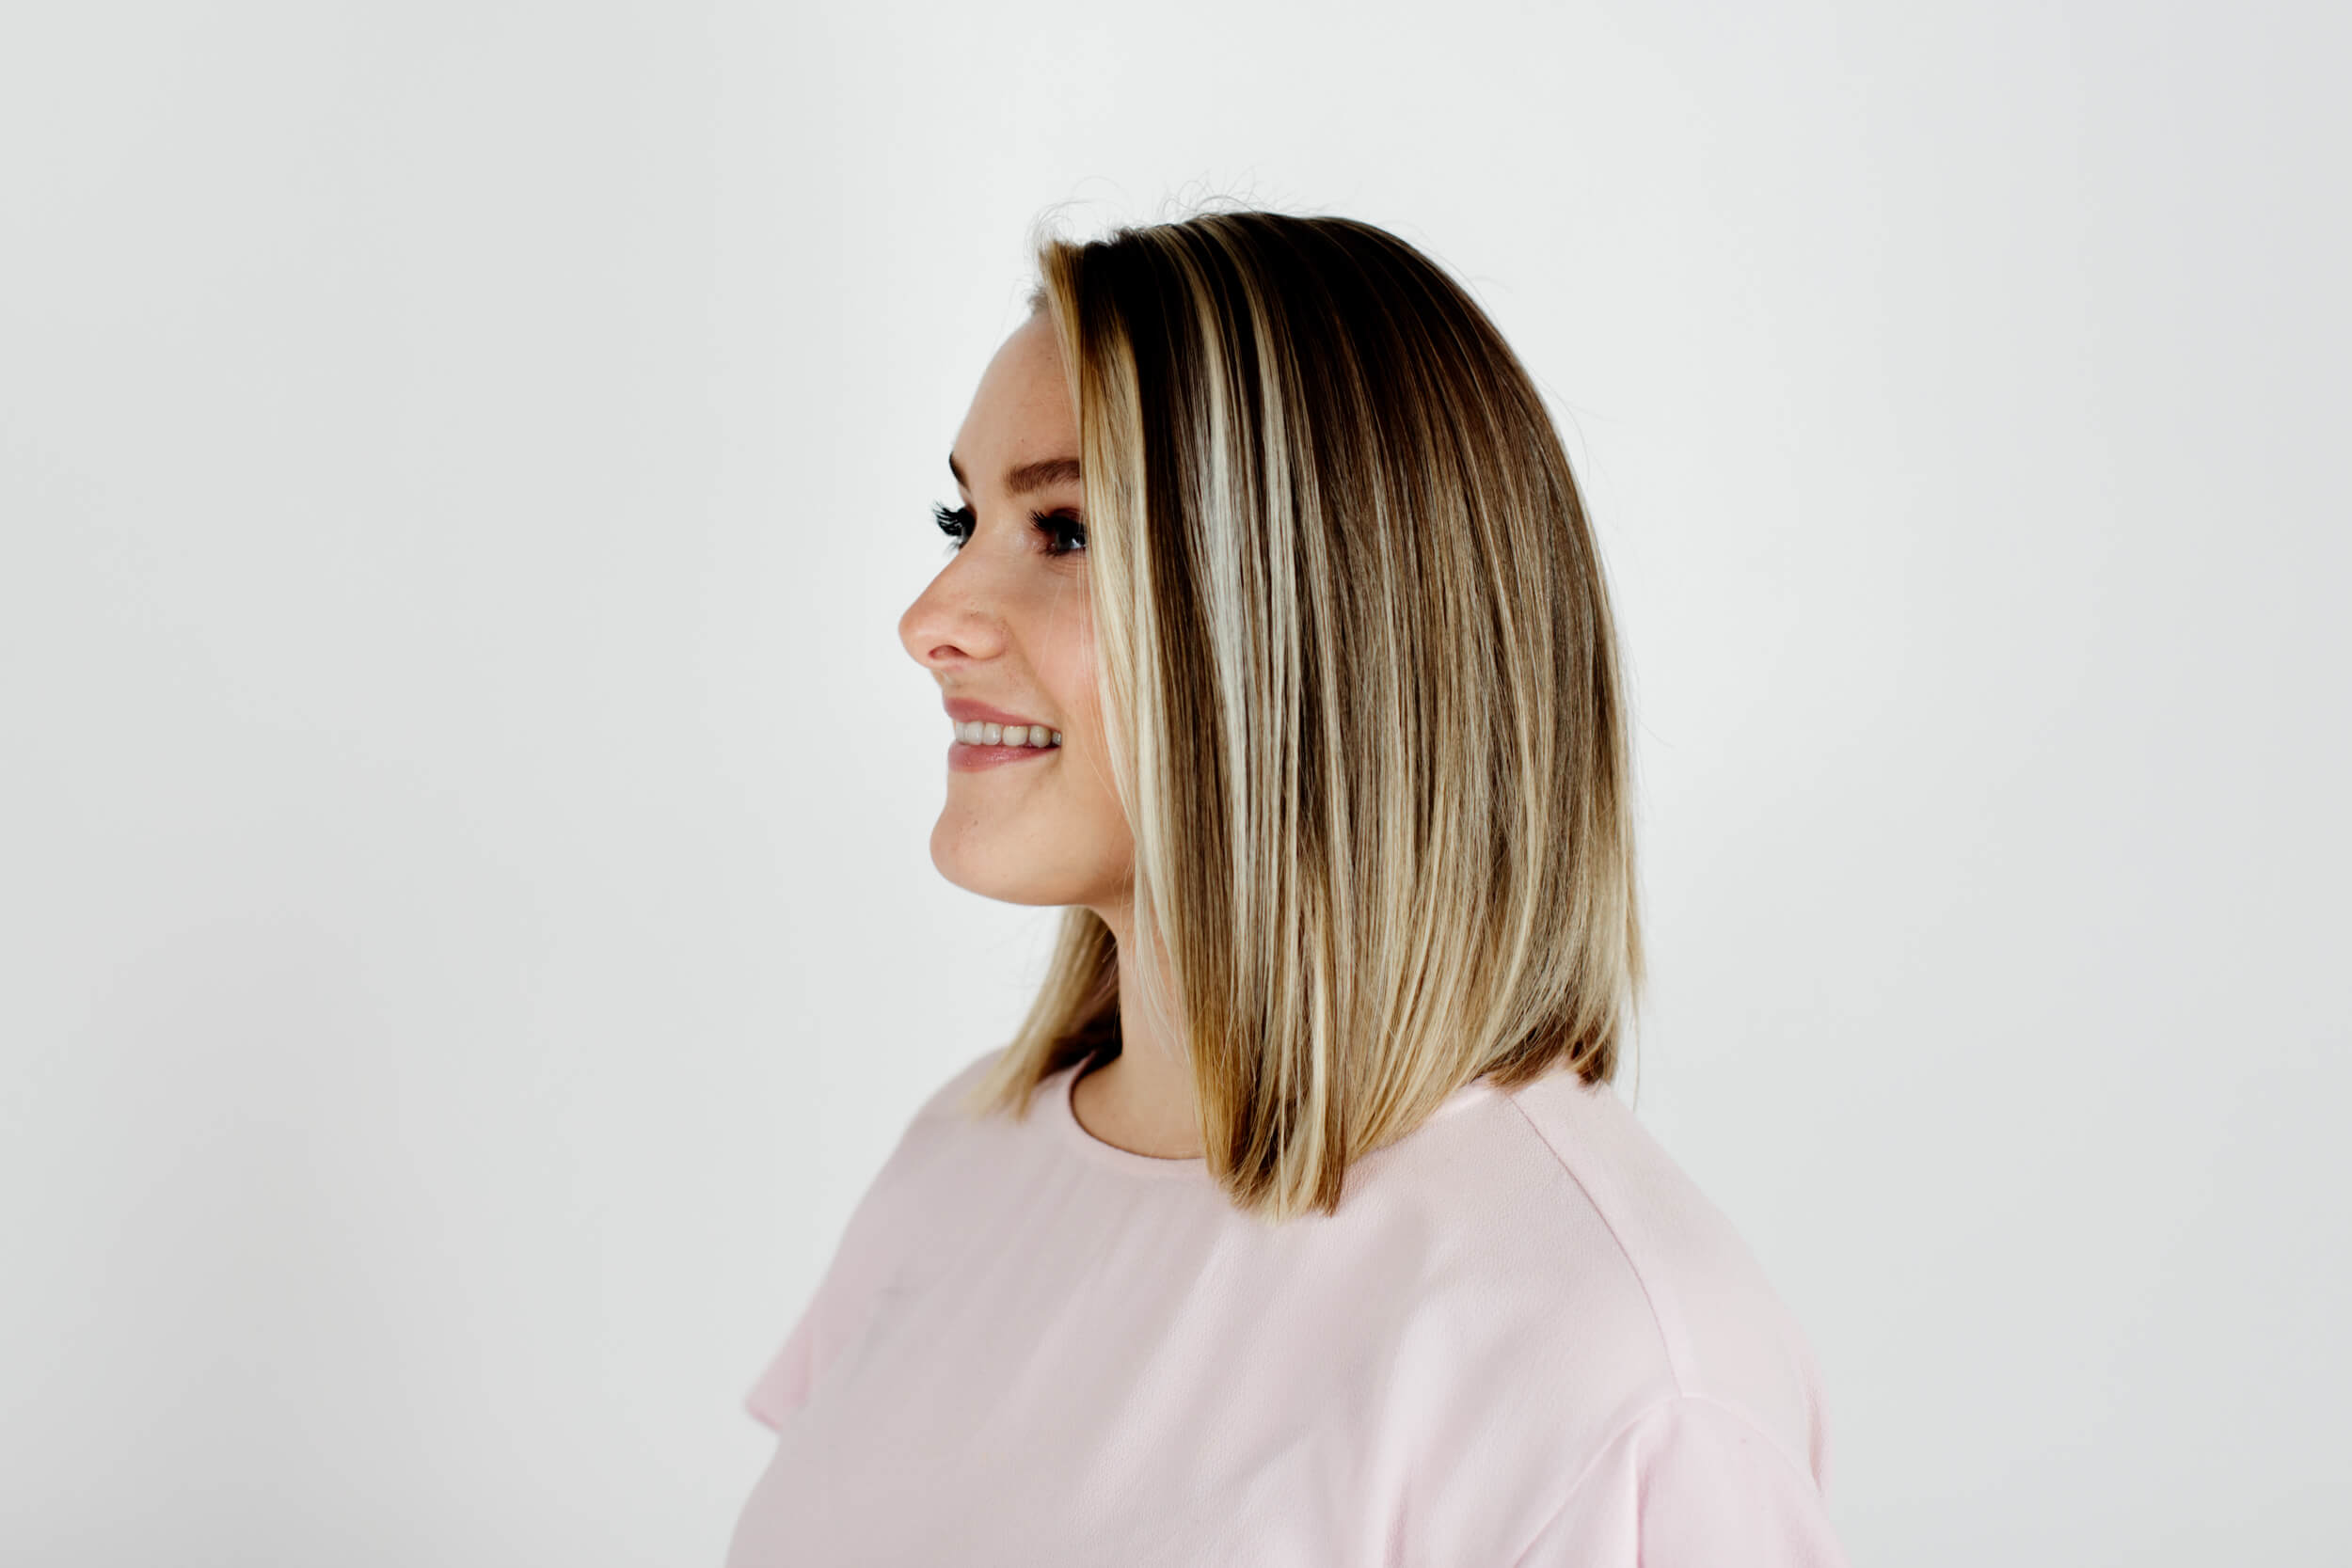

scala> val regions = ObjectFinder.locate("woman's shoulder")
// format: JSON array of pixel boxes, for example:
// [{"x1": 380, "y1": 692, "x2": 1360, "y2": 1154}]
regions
[
  {"x1": 839, "y1": 1044, "x2": 1015, "y2": 1203},
  {"x1": 916, "y1": 1043, "x2": 1012, "y2": 1117},
  {"x1": 1419, "y1": 1069, "x2": 1833, "y2": 1489}
]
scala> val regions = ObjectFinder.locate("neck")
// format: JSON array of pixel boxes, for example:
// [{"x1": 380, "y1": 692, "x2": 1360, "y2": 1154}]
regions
[{"x1": 1077, "y1": 897, "x2": 1205, "y2": 1160}]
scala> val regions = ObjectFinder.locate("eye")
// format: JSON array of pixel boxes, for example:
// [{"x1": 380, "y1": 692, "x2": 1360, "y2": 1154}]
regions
[
  {"x1": 934, "y1": 502, "x2": 1086, "y2": 559},
  {"x1": 1032, "y1": 509, "x2": 1087, "y2": 558},
  {"x1": 931, "y1": 502, "x2": 974, "y2": 552}
]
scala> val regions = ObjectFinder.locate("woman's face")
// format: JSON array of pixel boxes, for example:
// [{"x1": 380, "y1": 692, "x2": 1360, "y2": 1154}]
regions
[{"x1": 898, "y1": 310, "x2": 1133, "y2": 911}]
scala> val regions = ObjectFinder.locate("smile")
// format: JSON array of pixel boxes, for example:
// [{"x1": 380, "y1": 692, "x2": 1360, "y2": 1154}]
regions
[
  {"x1": 953, "y1": 720, "x2": 1062, "y2": 748},
  {"x1": 948, "y1": 730, "x2": 1061, "y2": 772}
]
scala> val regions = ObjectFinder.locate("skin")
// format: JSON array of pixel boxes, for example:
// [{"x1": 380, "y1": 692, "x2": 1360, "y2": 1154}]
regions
[{"x1": 897, "y1": 309, "x2": 1204, "y2": 1161}]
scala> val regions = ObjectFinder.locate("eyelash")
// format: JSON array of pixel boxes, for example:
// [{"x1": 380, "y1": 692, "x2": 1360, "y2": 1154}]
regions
[{"x1": 930, "y1": 502, "x2": 1088, "y2": 559}]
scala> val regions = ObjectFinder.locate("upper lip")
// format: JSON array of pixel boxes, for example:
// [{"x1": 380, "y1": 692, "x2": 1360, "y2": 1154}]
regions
[{"x1": 945, "y1": 697, "x2": 1055, "y2": 729}]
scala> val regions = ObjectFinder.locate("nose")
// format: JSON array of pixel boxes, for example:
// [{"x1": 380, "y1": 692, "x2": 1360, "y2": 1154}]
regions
[{"x1": 898, "y1": 553, "x2": 1009, "y2": 673}]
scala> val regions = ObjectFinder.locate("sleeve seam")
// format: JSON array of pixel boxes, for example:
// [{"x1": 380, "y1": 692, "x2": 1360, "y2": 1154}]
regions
[
  {"x1": 1501, "y1": 1090, "x2": 1693, "y2": 1394},
  {"x1": 1504, "y1": 1394, "x2": 1827, "y2": 1568}
]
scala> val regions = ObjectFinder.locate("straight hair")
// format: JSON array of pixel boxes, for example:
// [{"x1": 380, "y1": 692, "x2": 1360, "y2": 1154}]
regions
[{"x1": 961, "y1": 209, "x2": 1642, "y2": 1223}]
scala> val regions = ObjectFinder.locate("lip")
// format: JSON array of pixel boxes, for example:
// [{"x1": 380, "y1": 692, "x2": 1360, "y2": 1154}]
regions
[
  {"x1": 945, "y1": 697, "x2": 1055, "y2": 729},
  {"x1": 948, "y1": 737, "x2": 1057, "y2": 771},
  {"x1": 944, "y1": 695, "x2": 1062, "y2": 772}
]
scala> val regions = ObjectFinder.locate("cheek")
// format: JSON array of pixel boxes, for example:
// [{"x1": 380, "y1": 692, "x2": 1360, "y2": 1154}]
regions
[
  {"x1": 1038, "y1": 583, "x2": 1103, "y2": 747},
  {"x1": 1039, "y1": 605, "x2": 1125, "y2": 831}
]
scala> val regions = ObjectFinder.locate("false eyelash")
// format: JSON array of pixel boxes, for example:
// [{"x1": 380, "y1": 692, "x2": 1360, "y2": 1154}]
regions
[{"x1": 930, "y1": 502, "x2": 1088, "y2": 558}]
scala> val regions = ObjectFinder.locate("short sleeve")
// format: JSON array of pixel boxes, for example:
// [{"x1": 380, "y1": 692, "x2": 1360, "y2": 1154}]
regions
[
  {"x1": 742, "y1": 1288, "x2": 827, "y2": 1432},
  {"x1": 1511, "y1": 1397, "x2": 1849, "y2": 1568}
]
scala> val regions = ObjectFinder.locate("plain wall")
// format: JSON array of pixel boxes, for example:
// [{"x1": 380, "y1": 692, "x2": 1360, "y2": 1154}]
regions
[{"x1": 3, "y1": 1, "x2": 2344, "y2": 1562}]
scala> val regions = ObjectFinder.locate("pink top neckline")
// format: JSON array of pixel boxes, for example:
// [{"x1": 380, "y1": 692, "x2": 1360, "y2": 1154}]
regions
[
  {"x1": 1048, "y1": 1059, "x2": 1209, "y2": 1180},
  {"x1": 1045, "y1": 1057, "x2": 1504, "y2": 1180}
]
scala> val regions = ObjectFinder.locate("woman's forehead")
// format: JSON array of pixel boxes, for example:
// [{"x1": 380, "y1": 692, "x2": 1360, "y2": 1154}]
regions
[{"x1": 953, "y1": 318, "x2": 1075, "y2": 484}]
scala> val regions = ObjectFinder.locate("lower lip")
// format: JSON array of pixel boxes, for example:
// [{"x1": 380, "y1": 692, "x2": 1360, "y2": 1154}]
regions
[{"x1": 948, "y1": 739, "x2": 1061, "y2": 771}]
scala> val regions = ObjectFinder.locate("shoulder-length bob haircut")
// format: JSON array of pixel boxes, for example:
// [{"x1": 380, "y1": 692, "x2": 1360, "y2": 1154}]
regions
[{"x1": 962, "y1": 208, "x2": 1642, "y2": 1223}]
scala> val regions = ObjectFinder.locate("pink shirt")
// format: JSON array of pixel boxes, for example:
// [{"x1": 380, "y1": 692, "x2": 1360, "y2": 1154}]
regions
[{"x1": 727, "y1": 1049, "x2": 1847, "y2": 1566}]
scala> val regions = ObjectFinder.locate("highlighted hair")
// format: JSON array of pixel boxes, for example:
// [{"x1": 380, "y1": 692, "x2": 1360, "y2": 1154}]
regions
[{"x1": 965, "y1": 210, "x2": 1642, "y2": 1223}]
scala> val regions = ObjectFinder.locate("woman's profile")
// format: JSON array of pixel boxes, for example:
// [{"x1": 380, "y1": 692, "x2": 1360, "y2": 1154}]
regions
[{"x1": 725, "y1": 208, "x2": 1848, "y2": 1565}]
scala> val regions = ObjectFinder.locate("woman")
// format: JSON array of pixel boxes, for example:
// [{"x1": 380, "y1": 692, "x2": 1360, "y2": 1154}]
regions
[{"x1": 725, "y1": 210, "x2": 1848, "y2": 1566}]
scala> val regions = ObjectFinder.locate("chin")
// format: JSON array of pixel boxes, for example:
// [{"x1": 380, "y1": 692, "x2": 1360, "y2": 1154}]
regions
[{"x1": 929, "y1": 823, "x2": 1060, "y2": 908}]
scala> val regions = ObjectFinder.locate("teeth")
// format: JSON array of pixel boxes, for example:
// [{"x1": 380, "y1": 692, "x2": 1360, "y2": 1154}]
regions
[{"x1": 954, "y1": 720, "x2": 1061, "y2": 748}]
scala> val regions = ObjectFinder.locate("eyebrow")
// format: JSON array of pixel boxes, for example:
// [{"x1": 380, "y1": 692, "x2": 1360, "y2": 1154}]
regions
[{"x1": 947, "y1": 452, "x2": 1083, "y2": 498}]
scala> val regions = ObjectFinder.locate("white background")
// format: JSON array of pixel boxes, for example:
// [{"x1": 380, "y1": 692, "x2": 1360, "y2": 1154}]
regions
[{"x1": 4, "y1": 1, "x2": 2345, "y2": 1562}]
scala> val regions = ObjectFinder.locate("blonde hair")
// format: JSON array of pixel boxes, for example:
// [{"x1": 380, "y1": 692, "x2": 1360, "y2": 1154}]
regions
[{"x1": 962, "y1": 209, "x2": 1642, "y2": 1223}]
